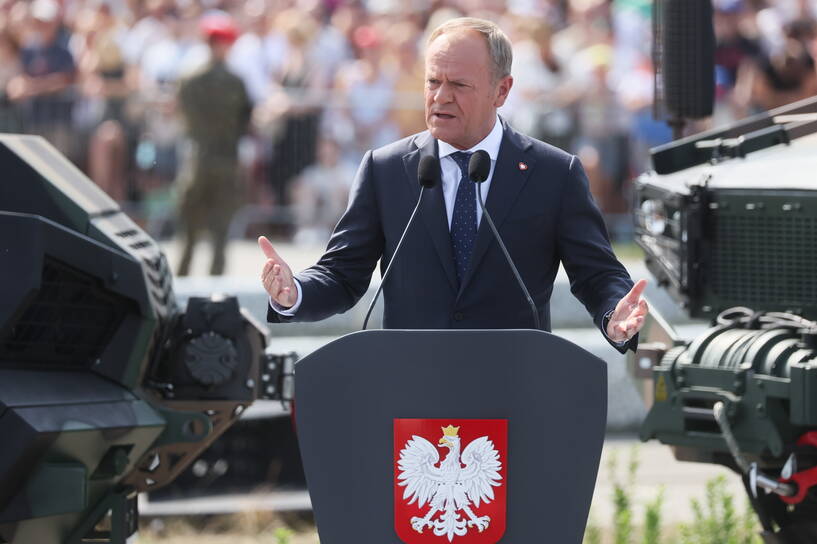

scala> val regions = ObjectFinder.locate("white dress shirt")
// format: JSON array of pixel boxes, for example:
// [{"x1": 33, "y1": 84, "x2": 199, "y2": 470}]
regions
[{"x1": 437, "y1": 114, "x2": 503, "y2": 228}]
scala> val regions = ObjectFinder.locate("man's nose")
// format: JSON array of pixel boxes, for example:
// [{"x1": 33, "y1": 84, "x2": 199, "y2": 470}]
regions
[{"x1": 433, "y1": 82, "x2": 454, "y2": 104}]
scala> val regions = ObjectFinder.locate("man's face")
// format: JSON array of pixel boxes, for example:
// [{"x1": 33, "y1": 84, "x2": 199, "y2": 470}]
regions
[
  {"x1": 210, "y1": 38, "x2": 233, "y2": 60},
  {"x1": 424, "y1": 30, "x2": 512, "y2": 150}
]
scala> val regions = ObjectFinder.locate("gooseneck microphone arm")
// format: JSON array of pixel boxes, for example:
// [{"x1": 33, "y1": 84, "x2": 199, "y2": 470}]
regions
[
  {"x1": 362, "y1": 155, "x2": 438, "y2": 330},
  {"x1": 361, "y1": 190, "x2": 426, "y2": 330},
  {"x1": 469, "y1": 150, "x2": 541, "y2": 330}
]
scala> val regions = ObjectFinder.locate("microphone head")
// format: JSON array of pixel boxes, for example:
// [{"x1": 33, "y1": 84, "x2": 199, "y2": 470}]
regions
[
  {"x1": 418, "y1": 155, "x2": 439, "y2": 189},
  {"x1": 468, "y1": 150, "x2": 491, "y2": 183},
  {"x1": 660, "y1": 0, "x2": 715, "y2": 119}
]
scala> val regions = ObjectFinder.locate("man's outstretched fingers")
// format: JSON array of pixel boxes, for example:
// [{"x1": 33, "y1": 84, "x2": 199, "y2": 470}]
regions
[
  {"x1": 258, "y1": 236, "x2": 279, "y2": 261},
  {"x1": 262, "y1": 260, "x2": 274, "y2": 280},
  {"x1": 627, "y1": 279, "x2": 648, "y2": 302}
]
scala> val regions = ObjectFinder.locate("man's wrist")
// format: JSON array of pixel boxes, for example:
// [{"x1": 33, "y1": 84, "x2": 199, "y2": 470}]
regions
[
  {"x1": 270, "y1": 279, "x2": 303, "y2": 316},
  {"x1": 603, "y1": 309, "x2": 627, "y2": 346}
]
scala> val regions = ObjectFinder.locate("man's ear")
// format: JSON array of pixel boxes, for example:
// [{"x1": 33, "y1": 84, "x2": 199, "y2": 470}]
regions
[{"x1": 493, "y1": 75, "x2": 513, "y2": 108}]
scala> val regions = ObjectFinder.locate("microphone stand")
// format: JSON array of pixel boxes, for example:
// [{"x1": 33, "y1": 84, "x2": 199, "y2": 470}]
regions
[
  {"x1": 475, "y1": 184, "x2": 541, "y2": 330},
  {"x1": 362, "y1": 187, "x2": 427, "y2": 330}
]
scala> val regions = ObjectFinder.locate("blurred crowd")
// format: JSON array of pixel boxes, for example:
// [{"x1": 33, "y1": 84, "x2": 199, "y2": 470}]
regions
[{"x1": 2, "y1": 0, "x2": 817, "y2": 248}]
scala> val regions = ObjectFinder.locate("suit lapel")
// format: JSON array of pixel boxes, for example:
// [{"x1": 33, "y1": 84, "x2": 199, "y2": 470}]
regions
[
  {"x1": 457, "y1": 121, "x2": 535, "y2": 298},
  {"x1": 402, "y1": 132, "x2": 459, "y2": 292}
]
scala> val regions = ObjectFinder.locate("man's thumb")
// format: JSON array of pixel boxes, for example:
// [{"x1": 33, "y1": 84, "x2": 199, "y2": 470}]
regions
[{"x1": 258, "y1": 236, "x2": 278, "y2": 260}]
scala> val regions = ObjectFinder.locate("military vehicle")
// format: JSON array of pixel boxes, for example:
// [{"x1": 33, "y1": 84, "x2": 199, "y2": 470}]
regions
[
  {"x1": 633, "y1": 93, "x2": 817, "y2": 543},
  {"x1": 0, "y1": 134, "x2": 295, "y2": 544},
  {"x1": 630, "y1": 0, "x2": 817, "y2": 540}
]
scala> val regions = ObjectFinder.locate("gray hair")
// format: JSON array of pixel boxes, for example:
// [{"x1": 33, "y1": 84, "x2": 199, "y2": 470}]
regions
[{"x1": 427, "y1": 17, "x2": 513, "y2": 81}]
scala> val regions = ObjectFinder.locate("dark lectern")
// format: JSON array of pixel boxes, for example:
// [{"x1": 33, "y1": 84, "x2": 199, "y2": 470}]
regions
[{"x1": 294, "y1": 329, "x2": 607, "y2": 543}]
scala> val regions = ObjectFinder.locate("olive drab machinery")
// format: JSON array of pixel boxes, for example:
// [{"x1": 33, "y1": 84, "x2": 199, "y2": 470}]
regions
[{"x1": 0, "y1": 135, "x2": 294, "y2": 544}]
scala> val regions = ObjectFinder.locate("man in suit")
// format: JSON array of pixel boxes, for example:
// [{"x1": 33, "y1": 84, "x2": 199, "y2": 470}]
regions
[{"x1": 259, "y1": 17, "x2": 647, "y2": 352}]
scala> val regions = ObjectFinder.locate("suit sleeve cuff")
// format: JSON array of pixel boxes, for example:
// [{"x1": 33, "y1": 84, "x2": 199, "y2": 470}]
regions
[
  {"x1": 269, "y1": 279, "x2": 303, "y2": 316},
  {"x1": 602, "y1": 309, "x2": 627, "y2": 347}
]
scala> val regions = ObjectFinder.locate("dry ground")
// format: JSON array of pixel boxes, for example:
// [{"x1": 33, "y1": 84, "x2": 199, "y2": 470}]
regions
[{"x1": 136, "y1": 512, "x2": 319, "y2": 544}]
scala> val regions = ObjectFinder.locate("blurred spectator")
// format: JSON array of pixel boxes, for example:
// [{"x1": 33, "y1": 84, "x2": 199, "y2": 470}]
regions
[
  {"x1": 0, "y1": 30, "x2": 22, "y2": 132},
  {"x1": 138, "y1": 8, "x2": 207, "y2": 95},
  {"x1": 122, "y1": 0, "x2": 169, "y2": 67},
  {"x1": 254, "y1": 9, "x2": 323, "y2": 206},
  {"x1": 73, "y1": 0, "x2": 131, "y2": 201},
  {"x1": 610, "y1": 0, "x2": 652, "y2": 78},
  {"x1": 552, "y1": 0, "x2": 612, "y2": 69},
  {"x1": 0, "y1": 0, "x2": 810, "y2": 248},
  {"x1": 386, "y1": 21, "x2": 426, "y2": 138},
  {"x1": 736, "y1": 35, "x2": 817, "y2": 110},
  {"x1": 714, "y1": 0, "x2": 761, "y2": 91},
  {"x1": 711, "y1": 0, "x2": 762, "y2": 122},
  {"x1": 573, "y1": 44, "x2": 631, "y2": 227},
  {"x1": 618, "y1": 55, "x2": 672, "y2": 171},
  {"x1": 136, "y1": 7, "x2": 206, "y2": 191},
  {"x1": 176, "y1": 12, "x2": 251, "y2": 276},
  {"x1": 8, "y1": 0, "x2": 76, "y2": 154},
  {"x1": 227, "y1": 0, "x2": 277, "y2": 105},
  {"x1": 290, "y1": 136, "x2": 355, "y2": 245},
  {"x1": 306, "y1": 1, "x2": 353, "y2": 86},
  {"x1": 332, "y1": 24, "x2": 398, "y2": 159},
  {"x1": 503, "y1": 19, "x2": 576, "y2": 151}
]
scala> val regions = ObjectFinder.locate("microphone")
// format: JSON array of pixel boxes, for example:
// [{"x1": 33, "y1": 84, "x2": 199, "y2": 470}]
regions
[
  {"x1": 362, "y1": 155, "x2": 438, "y2": 330},
  {"x1": 469, "y1": 150, "x2": 541, "y2": 330}
]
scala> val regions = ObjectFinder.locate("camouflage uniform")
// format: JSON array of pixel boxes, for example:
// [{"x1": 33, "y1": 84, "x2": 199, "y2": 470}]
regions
[{"x1": 176, "y1": 60, "x2": 251, "y2": 276}]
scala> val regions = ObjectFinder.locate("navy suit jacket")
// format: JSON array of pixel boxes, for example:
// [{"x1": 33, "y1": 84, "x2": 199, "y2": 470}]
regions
[{"x1": 268, "y1": 118, "x2": 637, "y2": 353}]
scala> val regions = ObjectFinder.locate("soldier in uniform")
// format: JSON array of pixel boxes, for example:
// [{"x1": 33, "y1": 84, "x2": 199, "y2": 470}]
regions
[{"x1": 176, "y1": 13, "x2": 251, "y2": 276}]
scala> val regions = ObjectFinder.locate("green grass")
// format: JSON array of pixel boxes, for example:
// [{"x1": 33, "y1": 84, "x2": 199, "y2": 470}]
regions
[
  {"x1": 612, "y1": 242, "x2": 645, "y2": 262},
  {"x1": 585, "y1": 448, "x2": 761, "y2": 544}
]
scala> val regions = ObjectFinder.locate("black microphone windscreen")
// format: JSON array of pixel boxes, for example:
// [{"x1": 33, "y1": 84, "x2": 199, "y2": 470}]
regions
[
  {"x1": 659, "y1": 0, "x2": 715, "y2": 119},
  {"x1": 468, "y1": 150, "x2": 491, "y2": 183},
  {"x1": 418, "y1": 155, "x2": 438, "y2": 188}
]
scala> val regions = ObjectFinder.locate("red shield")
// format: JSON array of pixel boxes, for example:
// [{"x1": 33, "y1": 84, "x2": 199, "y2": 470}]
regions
[{"x1": 394, "y1": 419, "x2": 508, "y2": 543}]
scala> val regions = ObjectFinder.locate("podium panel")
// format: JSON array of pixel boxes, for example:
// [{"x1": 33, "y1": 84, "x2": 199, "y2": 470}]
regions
[{"x1": 294, "y1": 329, "x2": 606, "y2": 543}]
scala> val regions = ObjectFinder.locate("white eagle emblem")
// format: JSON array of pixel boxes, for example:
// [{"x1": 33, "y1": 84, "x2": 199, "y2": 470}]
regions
[{"x1": 396, "y1": 425, "x2": 503, "y2": 541}]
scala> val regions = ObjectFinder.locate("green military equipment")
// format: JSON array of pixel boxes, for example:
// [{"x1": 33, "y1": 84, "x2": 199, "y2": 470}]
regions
[
  {"x1": 634, "y1": 99, "x2": 817, "y2": 321},
  {"x1": 641, "y1": 314, "x2": 817, "y2": 458},
  {"x1": 0, "y1": 135, "x2": 292, "y2": 543},
  {"x1": 632, "y1": 104, "x2": 817, "y2": 543}
]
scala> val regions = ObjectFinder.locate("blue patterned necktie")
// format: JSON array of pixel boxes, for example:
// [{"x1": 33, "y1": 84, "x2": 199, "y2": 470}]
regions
[{"x1": 449, "y1": 151, "x2": 476, "y2": 285}]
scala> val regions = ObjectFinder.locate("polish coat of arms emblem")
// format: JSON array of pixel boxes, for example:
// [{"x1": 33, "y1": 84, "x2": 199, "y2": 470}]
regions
[{"x1": 393, "y1": 419, "x2": 508, "y2": 543}]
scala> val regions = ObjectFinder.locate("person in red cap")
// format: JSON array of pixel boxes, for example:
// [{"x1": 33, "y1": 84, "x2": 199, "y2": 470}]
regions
[
  {"x1": 176, "y1": 13, "x2": 252, "y2": 276},
  {"x1": 199, "y1": 13, "x2": 239, "y2": 45}
]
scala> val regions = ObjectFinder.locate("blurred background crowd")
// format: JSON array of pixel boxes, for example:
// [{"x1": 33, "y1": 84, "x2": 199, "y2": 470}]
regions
[{"x1": 2, "y1": 0, "x2": 817, "y2": 270}]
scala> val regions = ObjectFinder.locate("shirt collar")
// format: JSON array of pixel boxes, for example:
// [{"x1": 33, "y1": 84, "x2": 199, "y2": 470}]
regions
[{"x1": 437, "y1": 115, "x2": 503, "y2": 161}]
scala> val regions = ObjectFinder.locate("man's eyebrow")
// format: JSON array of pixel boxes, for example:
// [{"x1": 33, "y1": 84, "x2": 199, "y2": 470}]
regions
[{"x1": 425, "y1": 76, "x2": 470, "y2": 85}]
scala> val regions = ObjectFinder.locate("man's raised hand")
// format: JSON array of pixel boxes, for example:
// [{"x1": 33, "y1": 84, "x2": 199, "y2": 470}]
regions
[
  {"x1": 259, "y1": 236, "x2": 298, "y2": 309},
  {"x1": 606, "y1": 279, "x2": 649, "y2": 343}
]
